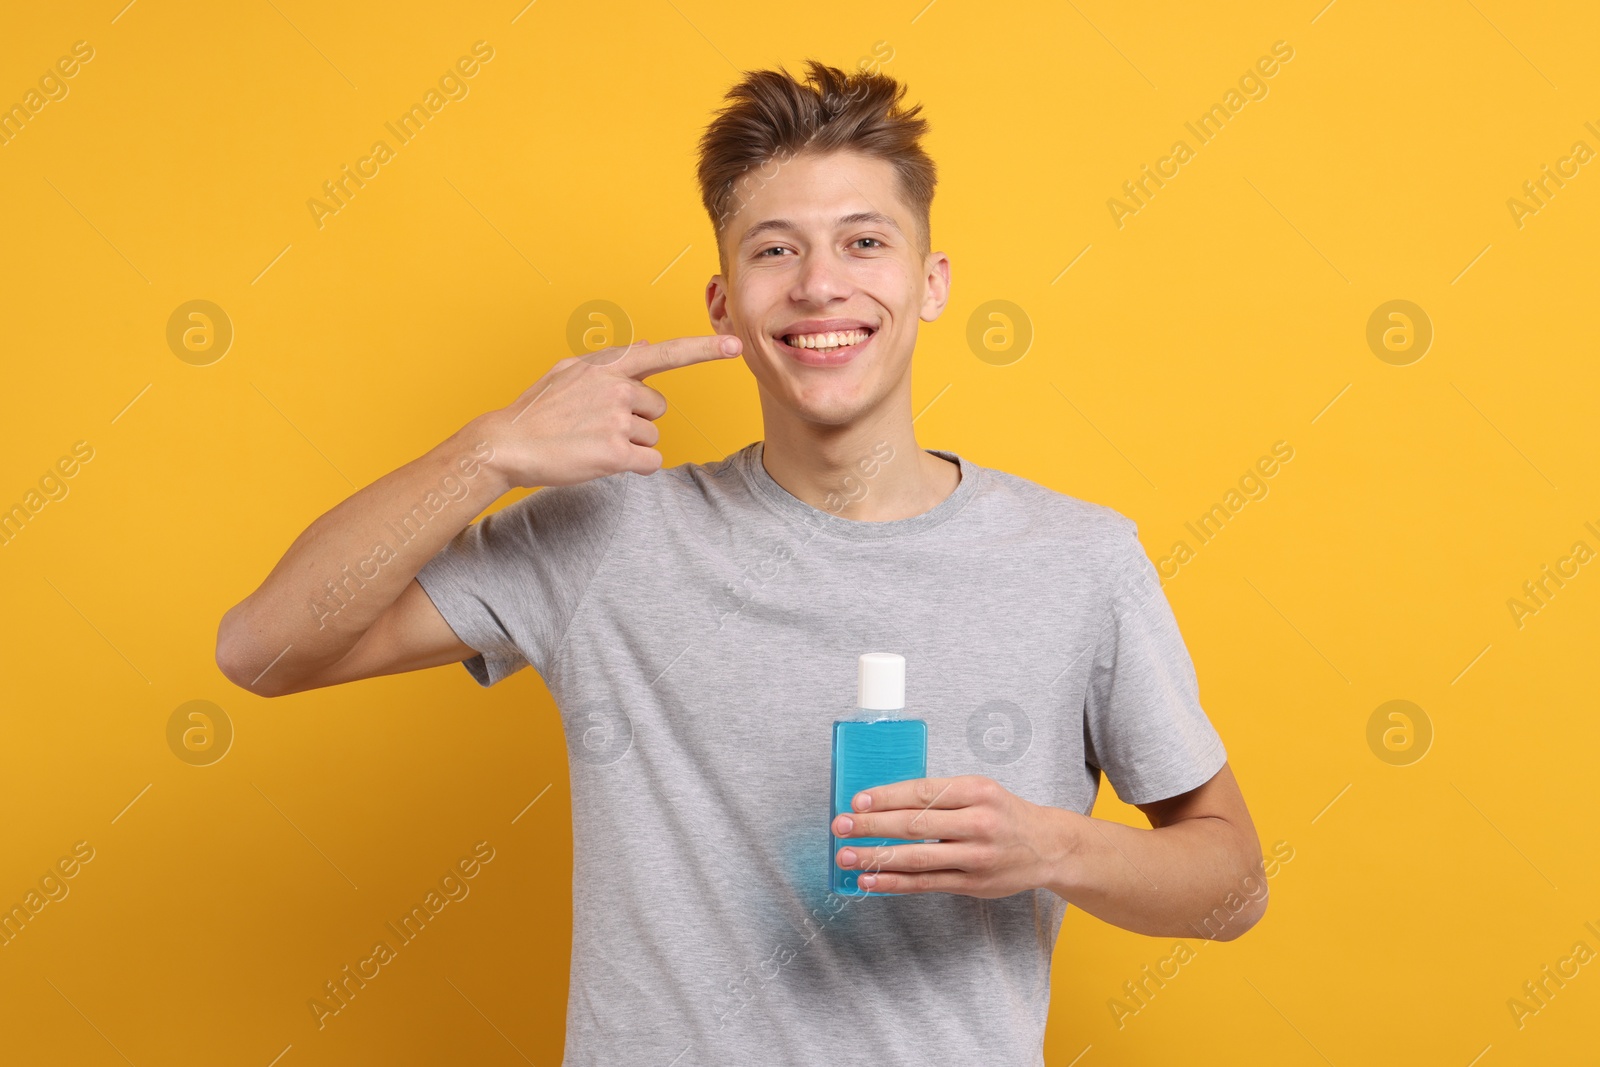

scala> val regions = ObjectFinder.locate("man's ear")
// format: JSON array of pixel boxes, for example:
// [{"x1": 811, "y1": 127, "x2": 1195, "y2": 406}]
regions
[
  {"x1": 918, "y1": 251, "x2": 952, "y2": 323},
  {"x1": 706, "y1": 274, "x2": 732, "y2": 333}
]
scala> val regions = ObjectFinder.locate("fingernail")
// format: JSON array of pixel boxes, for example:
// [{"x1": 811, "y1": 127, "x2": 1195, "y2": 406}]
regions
[
  {"x1": 835, "y1": 815, "x2": 853, "y2": 834},
  {"x1": 839, "y1": 849, "x2": 857, "y2": 867},
  {"x1": 854, "y1": 792, "x2": 872, "y2": 811},
  {"x1": 859, "y1": 874, "x2": 878, "y2": 888},
  {"x1": 721, "y1": 337, "x2": 740, "y2": 354}
]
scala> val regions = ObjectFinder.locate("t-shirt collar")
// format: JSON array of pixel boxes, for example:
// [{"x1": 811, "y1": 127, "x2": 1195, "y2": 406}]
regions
[{"x1": 735, "y1": 439, "x2": 980, "y2": 541}]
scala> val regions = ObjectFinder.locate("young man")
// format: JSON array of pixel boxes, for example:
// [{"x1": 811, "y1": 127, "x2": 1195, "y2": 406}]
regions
[{"x1": 218, "y1": 60, "x2": 1265, "y2": 1066}]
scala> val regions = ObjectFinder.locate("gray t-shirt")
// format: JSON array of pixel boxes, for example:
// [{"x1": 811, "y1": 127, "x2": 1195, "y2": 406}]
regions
[{"x1": 415, "y1": 439, "x2": 1227, "y2": 1067}]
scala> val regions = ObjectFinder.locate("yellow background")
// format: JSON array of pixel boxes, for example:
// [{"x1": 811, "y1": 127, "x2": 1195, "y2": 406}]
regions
[{"x1": 2, "y1": 0, "x2": 1597, "y2": 1063}]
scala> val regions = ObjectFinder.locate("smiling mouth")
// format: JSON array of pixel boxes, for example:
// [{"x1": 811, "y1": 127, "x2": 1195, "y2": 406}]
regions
[{"x1": 775, "y1": 327, "x2": 876, "y2": 354}]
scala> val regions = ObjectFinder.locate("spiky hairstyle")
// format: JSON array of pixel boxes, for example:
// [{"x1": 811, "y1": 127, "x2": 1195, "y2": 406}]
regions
[{"x1": 696, "y1": 59, "x2": 937, "y2": 270}]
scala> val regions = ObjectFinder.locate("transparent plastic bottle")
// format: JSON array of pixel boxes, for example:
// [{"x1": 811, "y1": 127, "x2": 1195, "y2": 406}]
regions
[{"x1": 829, "y1": 652, "x2": 928, "y2": 897}]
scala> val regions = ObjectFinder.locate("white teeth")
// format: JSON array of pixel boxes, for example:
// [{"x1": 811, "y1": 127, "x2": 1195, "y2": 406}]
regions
[{"x1": 782, "y1": 329, "x2": 871, "y2": 349}]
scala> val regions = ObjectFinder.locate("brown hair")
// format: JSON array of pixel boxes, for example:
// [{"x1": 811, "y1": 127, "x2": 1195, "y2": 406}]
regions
[{"x1": 696, "y1": 59, "x2": 937, "y2": 270}]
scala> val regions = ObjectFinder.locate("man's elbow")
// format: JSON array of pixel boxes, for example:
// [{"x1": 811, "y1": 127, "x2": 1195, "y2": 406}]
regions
[
  {"x1": 215, "y1": 608, "x2": 291, "y2": 698},
  {"x1": 1217, "y1": 835, "x2": 1270, "y2": 941},
  {"x1": 1217, "y1": 886, "x2": 1268, "y2": 941},
  {"x1": 1192, "y1": 828, "x2": 1269, "y2": 942}
]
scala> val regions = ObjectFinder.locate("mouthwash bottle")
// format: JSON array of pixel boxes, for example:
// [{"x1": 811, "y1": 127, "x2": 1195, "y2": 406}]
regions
[{"x1": 829, "y1": 652, "x2": 928, "y2": 897}]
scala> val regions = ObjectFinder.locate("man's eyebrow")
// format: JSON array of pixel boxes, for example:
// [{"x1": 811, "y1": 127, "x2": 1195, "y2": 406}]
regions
[{"x1": 738, "y1": 211, "x2": 904, "y2": 247}]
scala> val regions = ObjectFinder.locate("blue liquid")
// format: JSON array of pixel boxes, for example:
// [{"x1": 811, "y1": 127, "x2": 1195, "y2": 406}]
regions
[{"x1": 830, "y1": 719, "x2": 928, "y2": 896}]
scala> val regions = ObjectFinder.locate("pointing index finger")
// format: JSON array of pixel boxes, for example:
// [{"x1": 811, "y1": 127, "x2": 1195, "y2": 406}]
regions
[{"x1": 617, "y1": 334, "x2": 742, "y2": 380}]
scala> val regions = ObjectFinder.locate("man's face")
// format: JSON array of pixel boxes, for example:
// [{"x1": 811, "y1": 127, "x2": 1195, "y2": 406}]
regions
[{"x1": 706, "y1": 149, "x2": 950, "y2": 429}]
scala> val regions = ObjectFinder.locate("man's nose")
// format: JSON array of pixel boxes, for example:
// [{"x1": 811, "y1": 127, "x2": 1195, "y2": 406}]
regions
[{"x1": 794, "y1": 249, "x2": 852, "y2": 303}]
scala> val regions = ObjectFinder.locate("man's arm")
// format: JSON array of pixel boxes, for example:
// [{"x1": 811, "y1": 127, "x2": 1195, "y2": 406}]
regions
[
  {"x1": 214, "y1": 335, "x2": 742, "y2": 697},
  {"x1": 214, "y1": 422, "x2": 513, "y2": 697},
  {"x1": 1044, "y1": 761, "x2": 1267, "y2": 940},
  {"x1": 830, "y1": 764, "x2": 1266, "y2": 943},
  {"x1": 833, "y1": 525, "x2": 1262, "y2": 922}
]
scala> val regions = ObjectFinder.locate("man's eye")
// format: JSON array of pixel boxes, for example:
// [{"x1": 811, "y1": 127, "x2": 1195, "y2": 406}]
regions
[
  {"x1": 757, "y1": 246, "x2": 790, "y2": 257},
  {"x1": 854, "y1": 238, "x2": 884, "y2": 249}
]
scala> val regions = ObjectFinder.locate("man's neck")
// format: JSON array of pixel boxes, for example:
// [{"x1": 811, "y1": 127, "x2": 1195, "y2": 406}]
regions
[{"x1": 757, "y1": 417, "x2": 960, "y2": 523}]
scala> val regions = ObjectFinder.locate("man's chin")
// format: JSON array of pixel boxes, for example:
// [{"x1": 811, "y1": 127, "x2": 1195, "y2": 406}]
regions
[
  {"x1": 753, "y1": 358, "x2": 898, "y2": 426},
  {"x1": 785, "y1": 385, "x2": 885, "y2": 428}
]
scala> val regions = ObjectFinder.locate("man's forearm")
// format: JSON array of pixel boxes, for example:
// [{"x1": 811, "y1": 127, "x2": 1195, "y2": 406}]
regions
[
  {"x1": 216, "y1": 417, "x2": 509, "y2": 688},
  {"x1": 1042, "y1": 807, "x2": 1266, "y2": 940}
]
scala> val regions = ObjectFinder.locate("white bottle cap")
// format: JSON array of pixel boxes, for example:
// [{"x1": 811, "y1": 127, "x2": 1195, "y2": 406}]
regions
[{"x1": 858, "y1": 652, "x2": 905, "y2": 711}]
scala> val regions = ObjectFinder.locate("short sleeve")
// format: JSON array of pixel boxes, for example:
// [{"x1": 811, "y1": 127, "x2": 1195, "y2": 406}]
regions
[
  {"x1": 1083, "y1": 522, "x2": 1227, "y2": 806},
  {"x1": 414, "y1": 472, "x2": 632, "y2": 686}
]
